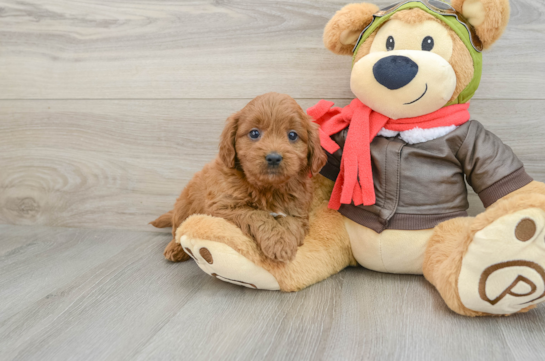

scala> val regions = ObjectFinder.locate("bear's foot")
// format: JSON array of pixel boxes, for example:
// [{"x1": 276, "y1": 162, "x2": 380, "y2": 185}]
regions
[
  {"x1": 179, "y1": 235, "x2": 280, "y2": 290},
  {"x1": 459, "y1": 208, "x2": 545, "y2": 315},
  {"x1": 175, "y1": 206, "x2": 355, "y2": 293}
]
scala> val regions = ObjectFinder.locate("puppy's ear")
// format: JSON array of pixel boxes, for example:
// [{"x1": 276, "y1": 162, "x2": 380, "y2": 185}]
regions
[
  {"x1": 324, "y1": 3, "x2": 379, "y2": 55},
  {"x1": 307, "y1": 119, "x2": 327, "y2": 176},
  {"x1": 451, "y1": 0, "x2": 510, "y2": 49},
  {"x1": 219, "y1": 112, "x2": 240, "y2": 168}
]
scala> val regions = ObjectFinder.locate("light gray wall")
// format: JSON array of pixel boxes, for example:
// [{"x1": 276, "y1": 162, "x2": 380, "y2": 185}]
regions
[{"x1": 1, "y1": 0, "x2": 544, "y2": 231}]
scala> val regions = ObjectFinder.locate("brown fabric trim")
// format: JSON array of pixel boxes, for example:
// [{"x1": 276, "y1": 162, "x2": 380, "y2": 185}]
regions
[
  {"x1": 339, "y1": 205, "x2": 468, "y2": 233},
  {"x1": 478, "y1": 167, "x2": 533, "y2": 208},
  {"x1": 387, "y1": 211, "x2": 468, "y2": 230},
  {"x1": 184, "y1": 247, "x2": 196, "y2": 259},
  {"x1": 211, "y1": 273, "x2": 257, "y2": 289},
  {"x1": 339, "y1": 205, "x2": 387, "y2": 233},
  {"x1": 478, "y1": 261, "x2": 545, "y2": 306}
]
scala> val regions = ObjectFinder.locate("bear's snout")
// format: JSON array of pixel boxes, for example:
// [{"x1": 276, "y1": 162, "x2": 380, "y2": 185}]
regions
[{"x1": 373, "y1": 55, "x2": 418, "y2": 90}]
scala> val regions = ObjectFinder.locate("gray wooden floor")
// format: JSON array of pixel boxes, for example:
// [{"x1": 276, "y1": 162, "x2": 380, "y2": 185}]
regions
[{"x1": 1, "y1": 224, "x2": 544, "y2": 361}]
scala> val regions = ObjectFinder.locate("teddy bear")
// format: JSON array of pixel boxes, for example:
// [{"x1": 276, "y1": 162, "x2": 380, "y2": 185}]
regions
[{"x1": 173, "y1": 0, "x2": 545, "y2": 317}]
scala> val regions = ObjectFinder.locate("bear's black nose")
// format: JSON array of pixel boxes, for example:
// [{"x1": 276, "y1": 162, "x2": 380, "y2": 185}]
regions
[
  {"x1": 373, "y1": 55, "x2": 419, "y2": 90},
  {"x1": 266, "y1": 153, "x2": 283, "y2": 166}
]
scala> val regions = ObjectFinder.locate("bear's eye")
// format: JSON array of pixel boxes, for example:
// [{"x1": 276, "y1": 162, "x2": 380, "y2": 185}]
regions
[
  {"x1": 248, "y1": 128, "x2": 261, "y2": 140},
  {"x1": 422, "y1": 36, "x2": 434, "y2": 51},
  {"x1": 386, "y1": 36, "x2": 395, "y2": 51}
]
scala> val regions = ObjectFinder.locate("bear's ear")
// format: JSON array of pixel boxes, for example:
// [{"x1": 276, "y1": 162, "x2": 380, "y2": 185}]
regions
[
  {"x1": 323, "y1": 3, "x2": 380, "y2": 55},
  {"x1": 451, "y1": 0, "x2": 510, "y2": 49}
]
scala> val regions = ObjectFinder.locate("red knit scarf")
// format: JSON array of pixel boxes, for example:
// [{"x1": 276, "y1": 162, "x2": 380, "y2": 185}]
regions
[{"x1": 307, "y1": 99, "x2": 470, "y2": 210}]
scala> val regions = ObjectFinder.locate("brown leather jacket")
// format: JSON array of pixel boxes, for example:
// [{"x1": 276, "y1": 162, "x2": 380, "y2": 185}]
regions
[{"x1": 321, "y1": 120, "x2": 533, "y2": 233}]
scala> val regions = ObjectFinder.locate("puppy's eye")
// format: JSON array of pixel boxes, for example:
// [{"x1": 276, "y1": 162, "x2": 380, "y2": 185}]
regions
[
  {"x1": 248, "y1": 129, "x2": 261, "y2": 140},
  {"x1": 386, "y1": 36, "x2": 395, "y2": 51},
  {"x1": 422, "y1": 36, "x2": 434, "y2": 51},
  {"x1": 288, "y1": 131, "x2": 298, "y2": 141}
]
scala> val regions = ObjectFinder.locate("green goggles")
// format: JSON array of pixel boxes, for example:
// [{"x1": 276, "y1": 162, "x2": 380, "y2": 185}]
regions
[{"x1": 352, "y1": 0, "x2": 483, "y2": 54}]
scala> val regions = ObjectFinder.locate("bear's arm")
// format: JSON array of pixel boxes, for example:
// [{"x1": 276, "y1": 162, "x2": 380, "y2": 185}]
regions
[{"x1": 455, "y1": 120, "x2": 533, "y2": 207}]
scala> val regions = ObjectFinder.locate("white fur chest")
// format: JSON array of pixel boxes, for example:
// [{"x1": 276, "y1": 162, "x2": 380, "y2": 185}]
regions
[{"x1": 377, "y1": 125, "x2": 458, "y2": 144}]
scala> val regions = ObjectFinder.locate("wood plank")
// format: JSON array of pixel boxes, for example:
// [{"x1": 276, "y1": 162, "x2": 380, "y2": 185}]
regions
[
  {"x1": 1, "y1": 99, "x2": 543, "y2": 229},
  {"x1": 0, "y1": 226, "x2": 158, "y2": 323},
  {"x1": 0, "y1": 225, "x2": 208, "y2": 360},
  {"x1": 1, "y1": 225, "x2": 544, "y2": 360},
  {"x1": 319, "y1": 268, "x2": 545, "y2": 360},
  {"x1": 0, "y1": 98, "x2": 242, "y2": 231},
  {"x1": 0, "y1": 224, "x2": 50, "y2": 255},
  {"x1": 133, "y1": 268, "x2": 545, "y2": 361},
  {"x1": 0, "y1": 0, "x2": 543, "y2": 100},
  {"x1": 134, "y1": 270, "x2": 347, "y2": 361},
  {"x1": 498, "y1": 308, "x2": 545, "y2": 361}
]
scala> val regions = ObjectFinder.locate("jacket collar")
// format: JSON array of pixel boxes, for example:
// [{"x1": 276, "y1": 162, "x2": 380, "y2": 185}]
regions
[{"x1": 377, "y1": 124, "x2": 459, "y2": 144}]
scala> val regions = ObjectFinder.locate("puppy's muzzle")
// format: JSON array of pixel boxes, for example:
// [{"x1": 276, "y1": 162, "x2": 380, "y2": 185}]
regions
[
  {"x1": 373, "y1": 55, "x2": 419, "y2": 90},
  {"x1": 266, "y1": 152, "x2": 283, "y2": 167}
]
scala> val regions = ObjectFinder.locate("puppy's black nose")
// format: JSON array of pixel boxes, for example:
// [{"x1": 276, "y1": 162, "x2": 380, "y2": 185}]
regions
[
  {"x1": 266, "y1": 153, "x2": 283, "y2": 166},
  {"x1": 373, "y1": 55, "x2": 418, "y2": 90}
]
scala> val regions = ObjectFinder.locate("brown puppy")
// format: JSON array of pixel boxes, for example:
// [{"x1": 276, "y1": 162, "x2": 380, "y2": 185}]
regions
[{"x1": 151, "y1": 92, "x2": 327, "y2": 262}]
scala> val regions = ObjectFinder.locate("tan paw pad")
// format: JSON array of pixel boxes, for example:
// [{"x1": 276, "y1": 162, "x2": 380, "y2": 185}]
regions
[
  {"x1": 459, "y1": 208, "x2": 545, "y2": 314},
  {"x1": 199, "y1": 248, "x2": 213, "y2": 264},
  {"x1": 178, "y1": 235, "x2": 280, "y2": 291}
]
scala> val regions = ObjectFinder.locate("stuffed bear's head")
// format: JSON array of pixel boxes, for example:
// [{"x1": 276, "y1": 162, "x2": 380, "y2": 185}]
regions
[{"x1": 324, "y1": 0, "x2": 510, "y2": 119}]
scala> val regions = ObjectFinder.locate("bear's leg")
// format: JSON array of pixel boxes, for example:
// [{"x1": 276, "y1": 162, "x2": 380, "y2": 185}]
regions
[
  {"x1": 176, "y1": 201, "x2": 356, "y2": 292},
  {"x1": 344, "y1": 218, "x2": 433, "y2": 274},
  {"x1": 424, "y1": 193, "x2": 545, "y2": 316}
]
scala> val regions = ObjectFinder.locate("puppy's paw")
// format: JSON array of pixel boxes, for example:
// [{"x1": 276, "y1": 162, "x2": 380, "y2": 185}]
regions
[
  {"x1": 276, "y1": 217, "x2": 307, "y2": 247},
  {"x1": 164, "y1": 239, "x2": 191, "y2": 262},
  {"x1": 259, "y1": 234, "x2": 298, "y2": 262}
]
